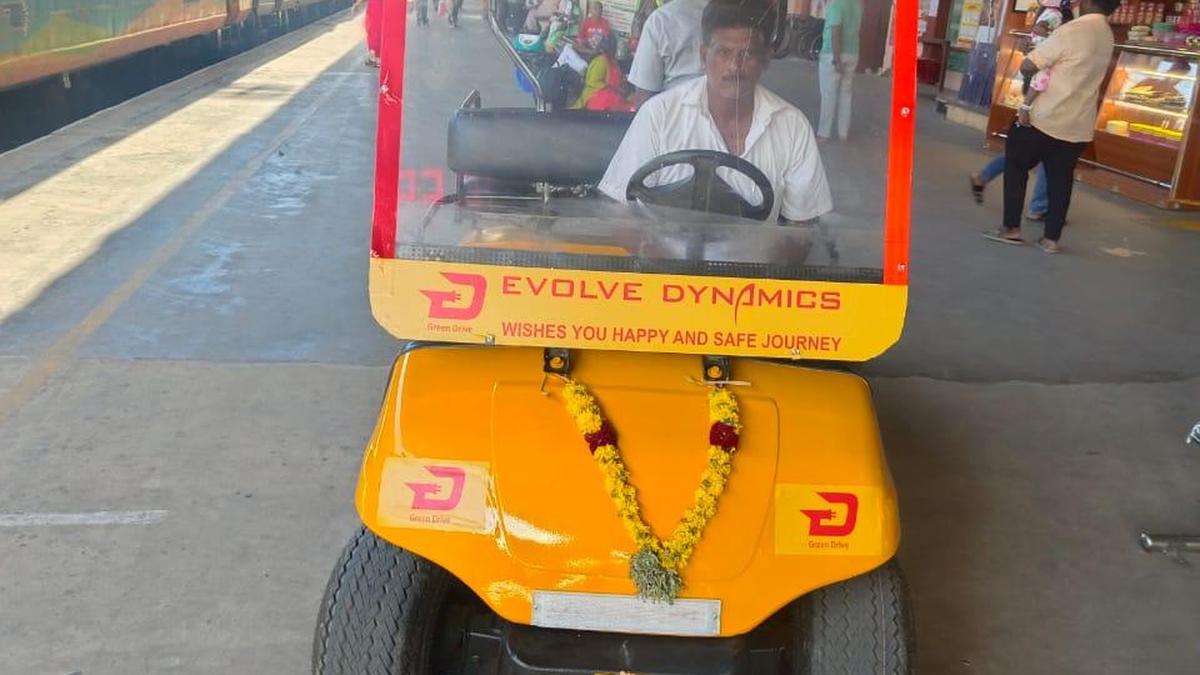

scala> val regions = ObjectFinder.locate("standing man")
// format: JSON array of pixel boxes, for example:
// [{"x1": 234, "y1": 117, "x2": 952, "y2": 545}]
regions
[
  {"x1": 987, "y1": 0, "x2": 1118, "y2": 253},
  {"x1": 627, "y1": 0, "x2": 709, "y2": 107},
  {"x1": 817, "y1": 0, "x2": 862, "y2": 141}
]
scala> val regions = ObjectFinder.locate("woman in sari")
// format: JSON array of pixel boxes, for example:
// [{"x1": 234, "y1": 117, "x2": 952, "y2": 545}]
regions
[{"x1": 572, "y1": 33, "x2": 633, "y2": 111}]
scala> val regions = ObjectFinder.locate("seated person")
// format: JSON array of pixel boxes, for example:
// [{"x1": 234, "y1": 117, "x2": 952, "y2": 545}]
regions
[
  {"x1": 573, "y1": 34, "x2": 634, "y2": 111},
  {"x1": 578, "y1": 1, "x2": 613, "y2": 46},
  {"x1": 599, "y1": 0, "x2": 832, "y2": 225},
  {"x1": 553, "y1": 38, "x2": 591, "y2": 74}
]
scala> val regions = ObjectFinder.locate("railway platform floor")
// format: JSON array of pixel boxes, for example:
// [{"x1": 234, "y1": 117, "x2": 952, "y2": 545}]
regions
[{"x1": 0, "y1": 5, "x2": 1198, "y2": 674}]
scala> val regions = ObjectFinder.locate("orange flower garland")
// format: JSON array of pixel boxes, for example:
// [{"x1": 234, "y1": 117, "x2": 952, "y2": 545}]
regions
[{"x1": 560, "y1": 379, "x2": 741, "y2": 603}]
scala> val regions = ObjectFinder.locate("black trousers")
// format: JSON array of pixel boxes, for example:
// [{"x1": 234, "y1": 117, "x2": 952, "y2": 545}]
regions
[{"x1": 1004, "y1": 123, "x2": 1086, "y2": 241}]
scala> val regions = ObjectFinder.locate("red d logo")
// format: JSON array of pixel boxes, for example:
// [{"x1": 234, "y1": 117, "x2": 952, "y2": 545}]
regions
[
  {"x1": 405, "y1": 465, "x2": 466, "y2": 511},
  {"x1": 800, "y1": 491, "x2": 858, "y2": 537},
  {"x1": 420, "y1": 272, "x2": 486, "y2": 320}
]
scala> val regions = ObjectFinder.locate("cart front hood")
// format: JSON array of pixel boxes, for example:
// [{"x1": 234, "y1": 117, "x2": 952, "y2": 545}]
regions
[{"x1": 356, "y1": 345, "x2": 900, "y2": 637}]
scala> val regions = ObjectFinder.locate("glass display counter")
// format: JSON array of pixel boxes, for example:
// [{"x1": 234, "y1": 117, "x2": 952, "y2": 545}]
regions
[
  {"x1": 983, "y1": 29, "x2": 1032, "y2": 145},
  {"x1": 994, "y1": 30, "x2": 1032, "y2": 110},
  {"x1": 1092, "y1": 44, "x2": 1198, "y2": 188},
  {"x1": 985, "y1": 36, "x2": 1200, "y2": 209}
]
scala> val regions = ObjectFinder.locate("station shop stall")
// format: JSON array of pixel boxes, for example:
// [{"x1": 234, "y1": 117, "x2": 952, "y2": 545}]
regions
[{"x1": 927, "y1": 0, "x2": 1200, "y2": 210}]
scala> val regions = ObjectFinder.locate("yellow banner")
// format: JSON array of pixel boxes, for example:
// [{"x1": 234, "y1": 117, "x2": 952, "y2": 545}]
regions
[{"x1": 369, "y1": 258, "x2": 907, "y2": 361}]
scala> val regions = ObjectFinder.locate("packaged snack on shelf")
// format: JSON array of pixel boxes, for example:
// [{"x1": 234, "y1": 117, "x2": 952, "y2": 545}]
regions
[{"x1": 1106, "y1": 119, "x2": 1131, "y2": 135}]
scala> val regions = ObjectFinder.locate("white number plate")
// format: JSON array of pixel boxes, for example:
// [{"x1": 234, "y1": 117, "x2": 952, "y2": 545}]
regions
[{"x1": 531, "y1": 590, "x2": 721, "y2": 636}]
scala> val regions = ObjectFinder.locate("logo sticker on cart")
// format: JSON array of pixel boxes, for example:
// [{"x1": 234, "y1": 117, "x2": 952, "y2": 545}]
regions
[
  {"x1": 774, "y1": 485, "x2": 882, "y2": 556},
  {"x1": 377, "y1": 458, "x2": 492, "y2": 533},
  {"x1": 420, "y1": 272, "x2": 487, "y2": 320}
]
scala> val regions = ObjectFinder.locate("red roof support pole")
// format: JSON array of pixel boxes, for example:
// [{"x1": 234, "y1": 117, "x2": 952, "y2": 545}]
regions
[
  {"x1": 883, "y1": 0, "x2": 915, "y2": 286},
  {"x1": 371, "y1": 0, "x2": 408, "y2": 258}
]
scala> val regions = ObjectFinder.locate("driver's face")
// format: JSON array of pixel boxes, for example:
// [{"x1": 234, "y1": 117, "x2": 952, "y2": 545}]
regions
[{"x1": 701, "y1": 27, "x2": 768, "y2": 102}]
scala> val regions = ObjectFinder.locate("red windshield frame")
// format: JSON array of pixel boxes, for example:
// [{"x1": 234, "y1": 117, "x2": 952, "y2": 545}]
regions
[{"x1": 370, "y1": 0, "x2": 915, "y2": 285}]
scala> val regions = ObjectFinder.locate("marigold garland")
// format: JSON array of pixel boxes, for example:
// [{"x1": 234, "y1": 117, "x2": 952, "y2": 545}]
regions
[{"x1": 560, "y1": 379, "x2": 741, "y2": 603}]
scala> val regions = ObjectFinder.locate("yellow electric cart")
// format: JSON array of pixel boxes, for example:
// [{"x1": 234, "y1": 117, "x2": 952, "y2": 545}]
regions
[{"x1": 313, "y1": 0, "x2": 919, "y2": 671}]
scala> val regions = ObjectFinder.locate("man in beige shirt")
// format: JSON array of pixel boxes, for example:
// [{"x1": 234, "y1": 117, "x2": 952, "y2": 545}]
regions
[{"x1": 986, "y1": 0, "x2": 1117, "y2": 253}]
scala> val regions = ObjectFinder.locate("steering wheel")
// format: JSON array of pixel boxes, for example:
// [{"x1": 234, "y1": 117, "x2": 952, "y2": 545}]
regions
[{"x1": 625, "y1": 149, "x2": 775, "y2": 221}]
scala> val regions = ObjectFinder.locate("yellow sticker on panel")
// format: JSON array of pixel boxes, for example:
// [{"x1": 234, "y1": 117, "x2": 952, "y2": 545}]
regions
[
  {"x1": 775, "y1": 485, "x2": 882, "y2": 556},
  {"x1": 369, "y1": 258, "x2": 907, "y2": 361},
  {"x1": 377, "y1": 457, "x2": 492, "y2": 533}
]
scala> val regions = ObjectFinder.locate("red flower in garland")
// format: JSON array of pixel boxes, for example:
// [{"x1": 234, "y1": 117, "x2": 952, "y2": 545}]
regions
[
  {"x1": 584, "y1": 420, "x2": 617, "y2": 453},
  {"x1": 709, "y1": 422, "x2": 739, "y2": 449}
]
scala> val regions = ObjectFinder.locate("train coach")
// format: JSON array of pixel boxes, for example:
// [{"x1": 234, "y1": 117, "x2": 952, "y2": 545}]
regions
[{"x1": 0, "y1": 0, "x2": 352, "y2": 92}]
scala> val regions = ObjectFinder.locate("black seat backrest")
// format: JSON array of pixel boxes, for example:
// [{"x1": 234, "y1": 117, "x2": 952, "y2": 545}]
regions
[{"x1": 447, "y1": 108, "x2": 634, "y2": 186}]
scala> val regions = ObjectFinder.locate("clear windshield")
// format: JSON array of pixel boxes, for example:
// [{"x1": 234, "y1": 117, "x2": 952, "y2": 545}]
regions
[{"x1": 385, "y1": 0, "x2": 896, "y2": 283}]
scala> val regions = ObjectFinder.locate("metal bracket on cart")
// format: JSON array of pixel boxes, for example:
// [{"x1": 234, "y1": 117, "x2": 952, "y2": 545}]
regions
[
  {"x1": 543, "y1": 348, "x2": 571, "y2": 376},
  {"x1": 702, "y1": 356, "x2": 732, "y2": 382}
]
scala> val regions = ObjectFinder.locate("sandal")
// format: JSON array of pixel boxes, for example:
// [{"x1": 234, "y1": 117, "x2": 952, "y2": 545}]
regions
[
  {"x1": 982, "y1": 229, "x2": 1025, "y2": 245},
  {"x1": 1037, "y1": 238, "x2": 1061, "y2": 254},
  {"x1": 969, "y1": 176, "x2": 985, "y2": 205}
]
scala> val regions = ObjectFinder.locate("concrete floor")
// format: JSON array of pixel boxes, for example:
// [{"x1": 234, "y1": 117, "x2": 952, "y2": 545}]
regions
[{"x1": 1, "y1": 5, "x2": 1199, "y2": 674}]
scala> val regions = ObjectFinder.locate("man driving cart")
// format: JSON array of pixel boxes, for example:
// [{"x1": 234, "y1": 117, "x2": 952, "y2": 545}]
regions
[{"x1": 602, "y1": 1, "x2": 832, "y2": 226}]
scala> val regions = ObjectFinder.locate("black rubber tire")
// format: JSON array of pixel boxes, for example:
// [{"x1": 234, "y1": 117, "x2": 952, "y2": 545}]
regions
[
  {"x1": 794, "y1": 560, "x2": 914, "y2": 675},
  {"x1": 312, "y1": 526, "x2": 451, "y2": 675}
]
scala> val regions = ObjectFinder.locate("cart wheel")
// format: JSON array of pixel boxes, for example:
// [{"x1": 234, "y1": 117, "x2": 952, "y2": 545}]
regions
[
  {"x1": 793, "y1": 560, "x2": 914, "y2": 674},
  {"x1": 312, "y1": 526, "x2": 451, "y2": 675}
]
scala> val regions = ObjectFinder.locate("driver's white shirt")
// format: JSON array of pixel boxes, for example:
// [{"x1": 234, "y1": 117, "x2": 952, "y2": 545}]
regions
[{"x1": 598, "y1": 77, "x2": 833, "y2": 223}]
